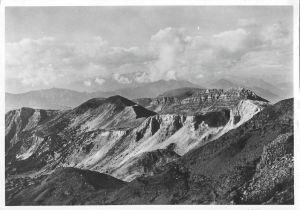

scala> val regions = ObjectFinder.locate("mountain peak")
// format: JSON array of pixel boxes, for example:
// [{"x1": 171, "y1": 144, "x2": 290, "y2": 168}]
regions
[
  {"x1": 74, "y1": 95, "x2": 139, "y2": 115},
  {"x1": 106, "y1": 95, "x2": 136, "y2": 106},
  {"x1": 225, "y1": 87, "x2": 269, "y2": 102}
]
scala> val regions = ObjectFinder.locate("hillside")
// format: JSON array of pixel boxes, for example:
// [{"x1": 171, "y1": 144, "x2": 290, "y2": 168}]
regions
[{"x1": 6, "y1": 98, "x2": 293, "y2": 205}]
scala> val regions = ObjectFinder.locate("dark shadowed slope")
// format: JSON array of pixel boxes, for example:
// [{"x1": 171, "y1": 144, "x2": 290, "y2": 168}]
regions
[{"x1": 7, "y1": 168, "x2": 126, "y2": 205}]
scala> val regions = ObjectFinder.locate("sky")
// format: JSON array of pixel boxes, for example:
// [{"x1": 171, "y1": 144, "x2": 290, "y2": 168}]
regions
[{"x1": 5, "y1": 6, "x2": 293, "y2": 93}]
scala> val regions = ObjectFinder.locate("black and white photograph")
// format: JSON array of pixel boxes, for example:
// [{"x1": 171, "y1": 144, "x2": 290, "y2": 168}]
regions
[{"x1": 1, "y1": 0, "x2": 299, "y2": 208}]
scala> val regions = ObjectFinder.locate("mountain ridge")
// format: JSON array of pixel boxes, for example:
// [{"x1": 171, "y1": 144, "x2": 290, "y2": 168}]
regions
[
  {"x1": 5, "y1": 90, "x2": 268, "y2": 182},
  {"x1": 6, "y1": 98, "x2": 293, "y2": 205},
  {"x1": 6, "y1": 79, "x2": 202, "y2": 112}
]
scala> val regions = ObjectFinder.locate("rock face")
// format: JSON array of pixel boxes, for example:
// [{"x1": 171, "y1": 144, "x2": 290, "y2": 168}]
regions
[
  {"x1": 240, "y1": 133, "x2": 293, "y2": 204},
  {"x1": 5, "y1": 88, "x2": 293, "y2": 205},
  {"x1": 134, "y1": 87, "x2": 268, "y2": 115}
]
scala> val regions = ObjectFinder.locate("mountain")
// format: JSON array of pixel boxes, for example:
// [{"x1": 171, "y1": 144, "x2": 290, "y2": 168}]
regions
[
  {"x1": 6, "y1": 80, "x2": 202, "y2": 112},
  {"x1": 5, "y1": 88, "x2": 96, "y2": 112},
  {"x1": 112, "y1": 79, "x2": 203, "y2": 99},
  {"x1": 65, "y1": 72, "x2": 202, "y2": 93},
  {"x1": 6, "y1": 98, "x2": 293, "y2": 205},
  {"x1": 208, "y1": 79, "x2": 240, "y2": 89},
  {"x1": 208, "y1": 78, "x2": 280, "y2": 102},
  {"x1": 134, "y1": 87, "x2": 268, "y2": 115},
  {"x1": 276, "y1": 81, "x2": 294, "y2": 99},
  {"x1": 5, "y1": 89, "x2": 267, "y2": 183}
]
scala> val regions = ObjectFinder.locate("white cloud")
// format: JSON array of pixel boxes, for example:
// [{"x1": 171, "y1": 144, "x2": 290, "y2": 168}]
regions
[
  {"x1": 134, "y1": 72, "x2": 151, "y2": 83},
  {"x1": 113, "y1": 73, "x2": 131, "y2": 84},
  {"x1": 95, "y1": 77, "x2": 105, "y2": 85},
  {"x1": 196, "y1": 74, "x2": 204, "y2": 79},
  {"x1": 5, "y1": 21, "x2": 292, "y2": 92},
  {"x1": 84, "y1": 80, "x2": 91, "y2": 86},
  {"x1": 261, "y1": 22, "x2": 291, "y2": 48},
  {"x1": 213, "y1": 28, "x2": 249, "y2": 53},
  {"x1": 5, "y1": 36, "x2": 150, "y2": 88},
  {"x1": 166, "y1": 70, "x2": 177, "y2": 80},
  {"x1": 147, "y1": 27, "x2": 187, "y2": 81}
]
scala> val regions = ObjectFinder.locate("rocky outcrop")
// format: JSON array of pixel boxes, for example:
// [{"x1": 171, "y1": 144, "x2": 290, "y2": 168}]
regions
[
  {"x1": 240, "y1": 133, "x2": 293, "y2": 204},
  {"x1": 135, "y1": 88, "x2": 268, "y2": 115}
]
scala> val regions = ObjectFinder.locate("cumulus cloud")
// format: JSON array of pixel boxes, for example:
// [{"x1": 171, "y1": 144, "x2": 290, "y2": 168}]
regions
[
  {"x1": 134, "y1": 72, "x2": 151, "y2": 83},
  {"x1": 95, "y1": 77, "x2": 105, "y2": 85},
  {"x1": 196, "y1": 74, "x2": 204, "y2": 79},
  {"x1": 5, "y1": 21, "x2": 292, "y2": 92},
  {"x1": 5, "y1": 36, "x2": 151, "y2": 88},
  {"x1": 146, "y1": 27, "x2": 188, "y2": 81},
  {"x1": 213, "y1": 28, "x2": 249, "y2": 52},
  {"x1": 261, "y1": 22, "x2": 292, "y2": 48},
  {"x1": 84, "y1": 80, "x2": 92, "y2": 87},
  {"x1": 113, "y1": 73, "x2": 131, "y2": 84}
]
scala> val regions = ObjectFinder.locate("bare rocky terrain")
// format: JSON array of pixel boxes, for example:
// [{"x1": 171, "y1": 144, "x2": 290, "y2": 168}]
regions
[{"x1": 5, "y1": 88, "x2": 293, "y2": 205}]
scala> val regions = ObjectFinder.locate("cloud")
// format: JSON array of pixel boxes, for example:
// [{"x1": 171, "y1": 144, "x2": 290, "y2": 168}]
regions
[
  {"x1": 95, "y1": 77, "x2": 105, "y2": 85},
  {"x1": 5, "y1": 36, "x2": 152, "y2": 88},
  {"x1": 261, "y1": 22, "x2": 292, "y2": 48},
  {"x1": 5, "y1": 21, "x2": 292, "y2": 92},
  {"x1": 196, "y1": 74, "x2": 204, "y2": 79},
  {"x1": 147, "y1": 27, "x2": 188, "y2": 81},
  {"x1": 237, "y1": 18, "x2": 258, "y2": 27},
  {"x1": 84, "y1": 80, "x2": 91, "y2": 86},
  {"x1": 113, "y1": 73, "x2": 131, "y2": 84},
  {"x1": 213, "y1": 28, "x2": 249, "y2": 52},
  {"x1": 166, "y1": 70, "x2": 177, "y2": 80},
  {"x1": 134, "y1": 72, "x2": 151, "y2": 83}
]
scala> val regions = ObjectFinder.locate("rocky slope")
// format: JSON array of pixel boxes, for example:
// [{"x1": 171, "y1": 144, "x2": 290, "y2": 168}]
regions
[
  {"x1": 7, "y1": 167, "x2": 126, "y2": 205},
  {"x1": 5, "y1": 89, "x2": 267, "y2": 183},
  {"x1": 6, "y1": 98, "x2": 293, "y2": 205},
  {"x1": 5, "y1": 95, "x2": 155, "y2": 174}
]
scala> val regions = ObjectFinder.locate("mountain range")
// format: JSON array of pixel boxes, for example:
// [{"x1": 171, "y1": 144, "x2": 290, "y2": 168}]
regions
[
  {"x1": 5, "y1": 85, "x2": 294, "y2": 205},
  {"x1": 6, "y1": 78, "x2": 292, "y2": 112},
  {"x1": 5, "y1": 79, "x2": 201, "y2": 112},
  {"x1": 207, "y1": 78, "x2": 292, "y2": 102}
]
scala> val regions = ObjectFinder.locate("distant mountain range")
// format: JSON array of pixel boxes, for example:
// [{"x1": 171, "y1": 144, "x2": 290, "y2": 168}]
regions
[
  {"x1": 6, "y1": 78, "x2": 292, "y2": 112},
  {"x1": 5, "y1": 79, "x2": 202, "y2": 112},
  {"x1": 207, "y1": 78, "x2": 292, "y2": 102}
]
